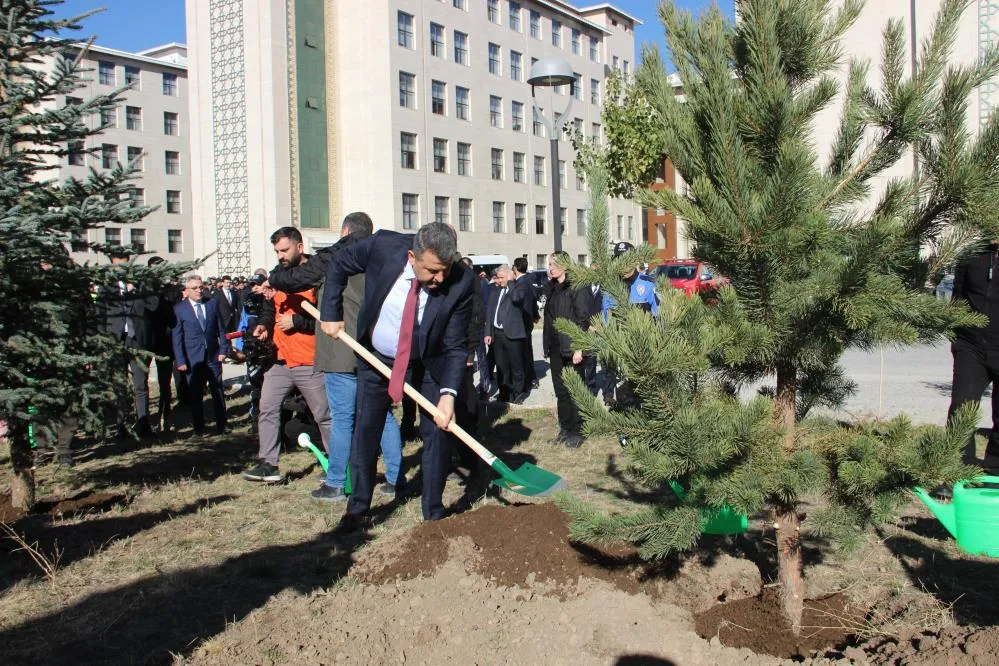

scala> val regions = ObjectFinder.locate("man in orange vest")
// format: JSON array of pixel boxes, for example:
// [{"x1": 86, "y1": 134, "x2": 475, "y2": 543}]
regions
[{"x1": 242, "y1": 227, "x2": 332, "y2": 483}]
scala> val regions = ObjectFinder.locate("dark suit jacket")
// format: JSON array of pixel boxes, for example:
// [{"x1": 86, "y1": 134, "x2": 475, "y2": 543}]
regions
[
  {"x1": 171, "y1": 298, "x2": 229, "y2": 370},
  {"x1": 320, "y1": 230, "x2": 474, "y2": 393},
  {"x1": 99, "y1": 282, "x2": 159, "y2": 350},
  {"x1": 214, "y1": 287, "x2": 240, "y2": 333},
  {"x1": 484, "y1": 282, "x2": 529, "y2": 340}
]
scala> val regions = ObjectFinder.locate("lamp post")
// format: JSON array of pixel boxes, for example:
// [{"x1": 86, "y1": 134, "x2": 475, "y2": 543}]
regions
[{"x1": 528, "y1": 58, "x2": 575, "y2": 253}]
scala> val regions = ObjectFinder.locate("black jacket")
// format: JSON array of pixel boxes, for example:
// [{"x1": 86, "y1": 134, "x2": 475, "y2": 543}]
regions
[
  {"x1": 953, "y1": 248, "x2": 999, "y2": 347},
  {"x1": 542, "y1": 278, "x2": 591, "y2": 358},
  {"x1": 485, "y1": 280, "x2": 530, "y2": 340}
]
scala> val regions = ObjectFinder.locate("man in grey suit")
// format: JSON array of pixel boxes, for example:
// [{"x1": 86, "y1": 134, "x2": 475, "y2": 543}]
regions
[{"x1": 484, "y1": 265, "x2": 530, "y2": 404}]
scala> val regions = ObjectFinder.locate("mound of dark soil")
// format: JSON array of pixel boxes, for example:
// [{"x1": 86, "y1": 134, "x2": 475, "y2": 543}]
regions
[
  {"x1": 694, "y1": 587, "x2": 861, "y2": 659},
  {"x1": 856, "y1": 624, "x2": 999, "y2": 665}
]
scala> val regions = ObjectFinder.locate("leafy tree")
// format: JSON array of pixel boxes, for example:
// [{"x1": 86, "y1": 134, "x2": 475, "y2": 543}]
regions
[
  {"x1": 0, "y1": 1, "x2": 193, "y2": 510},
  {"x1": 557, "y1": 0, "x2": 995, "y2": 631}
]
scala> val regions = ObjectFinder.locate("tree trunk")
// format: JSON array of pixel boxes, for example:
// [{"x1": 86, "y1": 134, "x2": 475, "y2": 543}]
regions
[
  {"x1": 9, "y1": 424, "x2": 35, "y2": 512},
  {"x1": 773, "y1": 364, "x2": 804, "y2": 632}
]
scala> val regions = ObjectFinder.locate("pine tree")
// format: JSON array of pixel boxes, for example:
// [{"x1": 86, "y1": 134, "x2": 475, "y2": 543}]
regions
[
  {"x1": 0, "y1": 1, "x2": 193, "y2": 510},
  {"x1": 557, "y1": 0, "x2": 997, "y2": 631}
]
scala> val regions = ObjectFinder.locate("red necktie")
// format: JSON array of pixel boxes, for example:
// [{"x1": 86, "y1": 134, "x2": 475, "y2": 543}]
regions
[{"x1": 389, "y1": 278, "x2": 420, "y2": 403}]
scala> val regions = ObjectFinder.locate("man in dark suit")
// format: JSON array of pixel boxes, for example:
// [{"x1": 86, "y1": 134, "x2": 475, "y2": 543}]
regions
[
  {"x1": 214, "y1": 274, "x2": 240, "y2": 333},
  {"x1": 582, "y1": 270, "x2": 603, "y2": 397},
  {"x1": 511, "y1": 257, "x2": 540, "y2": 390},
  {"x1": 484, "y1": 265, "x2": 530, "y2": 403},
  {"x1": 320, "y1": 223, "x2": 474, "y2": 529},
  {"x1": 171, "y1": 274, "x2": 229, "y2": 435}
]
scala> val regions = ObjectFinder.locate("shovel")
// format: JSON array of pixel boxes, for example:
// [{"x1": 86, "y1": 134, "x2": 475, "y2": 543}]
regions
[{"x1": 301, "y1": 301, "x2": 565, "y2": 497}]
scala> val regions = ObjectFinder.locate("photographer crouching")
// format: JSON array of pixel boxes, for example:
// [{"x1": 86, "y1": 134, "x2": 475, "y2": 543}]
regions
[
  {"x1": 241, "y1": 228, "x2": 333, "y2": 484},
  {"x1": 231, "y1": 269, "x2": 277, "y2": 433}
]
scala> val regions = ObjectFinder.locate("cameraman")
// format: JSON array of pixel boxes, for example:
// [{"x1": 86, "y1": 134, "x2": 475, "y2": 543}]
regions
[
  {"x1": 241, "y1": 228, "x2": 333, "y2": 484},
  {"x1": 233, "y1": 269, "x2": 275, "y2": 432}
]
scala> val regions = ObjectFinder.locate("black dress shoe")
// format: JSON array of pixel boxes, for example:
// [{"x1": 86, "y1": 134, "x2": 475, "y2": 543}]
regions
[
  {"x1": 532, "y1": 380, "x2": 540, "y2": 389},
  {"x1": 335, "y1": 512, "x2": 373, "y2": 534},
  {"x1": 512, "y1": 392, "x2": 530, "y2": 405}
]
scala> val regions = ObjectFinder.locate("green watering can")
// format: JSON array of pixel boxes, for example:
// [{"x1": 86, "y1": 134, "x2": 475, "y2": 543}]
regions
[
  {"x1": 912, "y1": 476, "x2": 999, "y2": 558},
  {"x1": 669, "y1": 481, "x2": 748, "y2": 535}
]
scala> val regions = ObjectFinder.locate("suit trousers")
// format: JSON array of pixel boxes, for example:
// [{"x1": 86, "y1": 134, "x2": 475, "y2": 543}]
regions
[
  {"x1": 494, "y1": 331, "x2": 526, "y2": 398},
  {"x1": 948, "y1": 338, "x2": 999, "y2": 461},
  {"x1": 155, "y1": 357, "x2": 175, "y2": 421},
  {"x1": 187, "y1": 361, "x2": 226, "y2": 433},
  {"x1": 550, "y1": 353, "x2": 585, "y2": 436},
  {"x1": 582, "y1": 354, "x2": 601, "y2": 397},
  {"x1": 522, "y1": 328, "x2": 537, "y2": 385},
  {"x1": 119, "y1": 338, "x2": 150, "y2": 427},
  {"x1": 349, "y1": 353, "x2": 452, "y2": 520},
  {"x1": 257, "y1": 363, "x2": 332, "y2": 465}
]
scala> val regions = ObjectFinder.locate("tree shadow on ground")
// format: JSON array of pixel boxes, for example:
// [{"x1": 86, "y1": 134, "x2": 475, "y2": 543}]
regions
[
  {"x1": 0, "y1": 502, "x2": 398, "y2": 666},
  {"x1": 880, "y1": 529, "x2": 999, "y2": 626},
  {"x1": 0, "y1": 495, "x2": 236, "y2": 594},
  {"x1": 615, "y1": 657, "x2": 676, "y2": 666},
  {"x1": 584, "y1": 453, "x2": 679, "y2": 504}
]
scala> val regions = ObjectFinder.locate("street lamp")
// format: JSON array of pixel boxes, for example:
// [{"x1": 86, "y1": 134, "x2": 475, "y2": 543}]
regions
[{"x1": 528, "y1": 58, "x2": 575, "y2": 253}]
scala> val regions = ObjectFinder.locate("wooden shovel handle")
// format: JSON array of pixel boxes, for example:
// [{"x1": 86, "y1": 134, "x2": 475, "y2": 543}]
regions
[{"x1": 300, "y1": 300, "x2": 497, "y2": 465}]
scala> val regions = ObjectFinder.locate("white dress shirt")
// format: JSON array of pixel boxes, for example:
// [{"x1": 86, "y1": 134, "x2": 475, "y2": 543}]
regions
[{"x1": 371, "y1": 263, "x2": 429, "y2": 359}]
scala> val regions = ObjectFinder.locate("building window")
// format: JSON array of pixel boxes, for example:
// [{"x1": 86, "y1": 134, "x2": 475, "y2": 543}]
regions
[
  {"x1": 576, "y1": 170, "x2": 585, "y2": 191},
  {"x1": 454, "y1": 30, "x2": 468, "y2": 65},
  {"x1": 130, "y1": 228, "x2": 146, "y2": 252},
  {"x1": 509, "y1": 1, "x2": 521, "y2": 31},
  {"x1": 125, "y1": 65, "x2": 140, "y2": 88},
  {"x1": 401, "y1": 132, "x2": 417, "y2": 169},
  {"x1": 590, "y1": 36, "x2": 599, "y2": 62},
  {"x1": 591, "y1": 122, "x2": 601, "y2": 146},
  {"x1": 513, "y1": 151, "x2": 525, "y2": 182},
  {"x1": 453, "y1": 0, "x2": 466, "y2": 9},
  {"x1": 162, "y1": 72, "x2": 177, "y2": 95},
  {"x1": 510, "y1": 50, "x2": 522, "y2": 81},
  {"x1": 535, "y1": 205, "x2": 546, "y2": 234},
  {"x1": 163, "y1": 111, "x2": 178, "y2": 135},
  {"x1": 398, "y1": 11, "x2": 415, "y2": 48},
  {"x1": 105, "y1": 227, "x2": 121, "y2": 246},
  {"x1": 530, "y1": 10, "x2": 541, "y2": 38},
  {"x1": 551, "y1": 20, "x2": 561, "y2": 47},
  {"x1": 458, "y1": 198, "x2": 472, "y2": 230},
  {"x1": 67, "y1": 140, "x2": 85, "y2": 166},
  {"x1": 578, "y1": 253, "x2": 588, "y2": 264},
  {"x1": 125, "y1": 105, "x2": 141, "y2": 130},
  {"x1": 457, "y1": 142, "x2": 471, "y2": 176},
  {"x1": 491, "y1": 148, "x2": 503, "y2": 180},
  {"x1": 616, "y1": 215, "x2": 623, "y2": 238},
  {"x1": 558, "y1": 160, "x2": 566, "y2": 189},
  {"x1": 515, "y1": 203, "x2": 527, "y2": 234},
  {"x1": 590, "y1": 78, "x2": 600, "y2": 105},
  {"x1": 535, "y1": 254, "x2": 546, "y2": 269},
  {"x1": 623, "y1": 60, "x2": 631, "y2": 79},
  {"x1": 488, "y1": 43, "x2": 500, "y2": 75},
  {"x1": 456, "y1": 86, "x2": 470, "y2": 120},
  {"x1": 571, "y1": 29, "x2": 580, "y2": 55},
  {"x1": 399, "y1": 71, "x2": 416, "y2": 108},
  {"x1": 430, "y1": 22, "x2": 445, "y2": 57},
  {"x1": 512, "y1": 100, "x2": 524, "y2": 131},
  {"x1": 402, "y1": 193, "x2": 419, "y2": 229},
  {"x1": 487, "y1": 0, "x2": 499, "y2": 23},
  {"x1": 489, "y1": 95, "x2": 502, "y2": 127},
  {"x1": 435, "y1": 196, "x2": 449, "y2": 224},
  {"x1": 492, "y1": 201, "x2": 505, "y2": 233},
  {"x1": 66, "y1": 95, "x2": 82, "y2": 107},
  {"x1": 533, "y1": 107, "x2": 545, "y2": 137},
  {"x1": 165, "y1": 150, "x2": 180, "y2": 175},
  {"x1": 627, "y1": 215, "x2": 634, "y2": 240},
  {"x1": 572, "y1": 73, "x2": 582, "y2": 100},
  {"x1": 166, "y1": 229, "x2": 182, "y2": 253},
  {"x1": 613, "y1": 54, "x2": 619, "y2": 70},
  {"x1": 433, "y1": 137, "x2": 448, "y2": 173},
  {"x1": 98, "y1": 60, "x2": 114, "y2": 85},
  {"x1": 166, "y1": 189, "x2": 181, "y2": 214},
  {"x1": 127, "y1": 146, "x2": 143, "y2": 171},
  {"x1": 431, "y1": 80, "x2": 446, "y2": 115},
  {"x1": 533, "y1": 155, "x2": 545, "y2": 185},
  {"x1": 70, "y1": 229, "x2": 88, "y2": 252},
  {"x1": 129, "y1": 187, "x2": 144, "y2": 206},
  {"x1": 559, "y1": 208, "x2": 567, "y2": 236},
  {"x1": 101, "y1": 143, "x2": 117, "y2": 169},
  {"x1": 100, "y1": 105, "x2": 116, "y2": 128},
  {"x1": 576, "y1": 209, "x2": 587, "y2": 236}
]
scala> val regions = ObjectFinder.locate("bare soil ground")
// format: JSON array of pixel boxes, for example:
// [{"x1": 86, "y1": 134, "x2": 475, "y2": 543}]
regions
[{"x1": 1, "y1": 397, "x2": 997, "y2": 665}]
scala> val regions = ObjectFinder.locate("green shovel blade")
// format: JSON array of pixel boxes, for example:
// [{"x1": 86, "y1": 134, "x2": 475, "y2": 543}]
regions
[{"x1": 490, "y1": 459, "x2": 566, "y2": 497}]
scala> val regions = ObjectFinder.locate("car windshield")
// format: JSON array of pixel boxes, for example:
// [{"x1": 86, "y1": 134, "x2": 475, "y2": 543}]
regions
[{"x1": 660, "y1": 264, "x2": 697, "y2": 280}]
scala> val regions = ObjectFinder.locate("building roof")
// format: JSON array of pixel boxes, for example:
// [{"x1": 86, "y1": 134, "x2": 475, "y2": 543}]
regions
[
  {"x1": 67, "y1": 41, "x2": 188, "y2": 71},
  {"x1": 532, "y1": 1, "x2": 613, "y2": 35},
  {"x1": 576, "y1": 2, "x2": 644, "y2": 26}
]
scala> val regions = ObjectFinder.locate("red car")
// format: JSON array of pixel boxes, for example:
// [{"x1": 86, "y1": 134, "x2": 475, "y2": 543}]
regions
[{"x1": 654, "y1": 260, "x2": 727, "y2": 296}]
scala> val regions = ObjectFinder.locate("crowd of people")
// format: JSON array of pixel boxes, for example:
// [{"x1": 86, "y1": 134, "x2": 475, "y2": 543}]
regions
[{"x1": 61, "y1": 214, "x2": 668, "y2": 530}]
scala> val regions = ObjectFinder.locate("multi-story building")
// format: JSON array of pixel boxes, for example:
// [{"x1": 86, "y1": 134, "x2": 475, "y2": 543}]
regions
[
  {"x1": 46, "y1": 43, "x2": 194, "y2": 264},
  {"x1": 186, "y1": 0, "x2": 643, "y2": 275}
]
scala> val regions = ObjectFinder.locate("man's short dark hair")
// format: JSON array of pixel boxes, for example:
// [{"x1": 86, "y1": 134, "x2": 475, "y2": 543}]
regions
[
  {"x1": 270, "y1": 226, "x2": 303, "y2": 245},
  {"x1": 342, "y1": 212, "x2": 373, "y2": 238},
  {"x1": 513, "y1": 257, "x2": 528, "y2": 273},
  {"x1": 221, "y1": 275, "x2": 232, "y2": 282},
  {"x1": 147, "y1": 256, "x2": 164, "y2": 267},
  {"x1": 412, "y1": 222, "x2": 457, "y2": 264}
]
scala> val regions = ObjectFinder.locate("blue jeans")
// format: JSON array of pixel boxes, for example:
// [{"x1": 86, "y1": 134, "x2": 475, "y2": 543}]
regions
[{"x1": 324, "y1": 371, "x2": 402, "y2": 488}]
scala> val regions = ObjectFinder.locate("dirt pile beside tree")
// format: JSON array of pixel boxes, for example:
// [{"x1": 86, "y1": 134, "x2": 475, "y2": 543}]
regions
[{"x1": 852, "y1": 624, "x2": 999, "y2": 665}]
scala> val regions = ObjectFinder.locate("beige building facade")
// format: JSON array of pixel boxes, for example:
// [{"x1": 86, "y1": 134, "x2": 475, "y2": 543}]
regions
[
  {"x1": 49, "y1": 43, "x2": 194, "y2": 264},
  {"x1": 186, "y1": 0, "x2": 643, "y2": 276}
]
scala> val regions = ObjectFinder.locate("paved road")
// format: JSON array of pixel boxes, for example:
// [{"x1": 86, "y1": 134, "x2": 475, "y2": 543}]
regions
[{"x1": 223, "y1": 335, "x2": 988, "y2": 427}]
